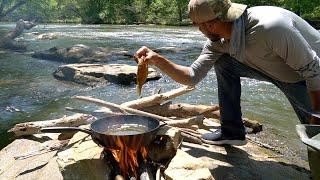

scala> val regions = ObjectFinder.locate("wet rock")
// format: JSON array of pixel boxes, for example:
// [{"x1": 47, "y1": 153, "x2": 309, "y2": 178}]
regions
[
  {"x1": 164, "y1": 149, "x2": 213, "y2": 180},
  {"x1": 53, "y1": 63, "x2": 161, "y2": 86},
  {"x1": 32, "y1": 44, "x2": 133, "y2": 63},
  {"x1": 36, "y1": 33, "x2": 58, "y2": 40}
]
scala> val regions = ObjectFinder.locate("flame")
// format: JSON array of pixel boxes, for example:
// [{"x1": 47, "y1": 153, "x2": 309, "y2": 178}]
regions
[{"x1": 107, "y1": 138, "x2": 148, "y2": 178}]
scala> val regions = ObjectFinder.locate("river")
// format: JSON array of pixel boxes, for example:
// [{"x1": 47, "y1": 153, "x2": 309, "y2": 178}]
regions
[{"x1": 0, "y1": 23, "x2": 308, "y2": 165}]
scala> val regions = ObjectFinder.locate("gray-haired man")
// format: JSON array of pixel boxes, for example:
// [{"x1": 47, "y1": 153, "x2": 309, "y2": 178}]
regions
[{"x1": 135, "y1": 0, "x2": 320, "y2": 145}]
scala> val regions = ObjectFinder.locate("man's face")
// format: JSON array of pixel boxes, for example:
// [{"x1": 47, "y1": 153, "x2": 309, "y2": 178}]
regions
[{"x1": 194, "y1": 19, "x2": 231, "y2": 41}]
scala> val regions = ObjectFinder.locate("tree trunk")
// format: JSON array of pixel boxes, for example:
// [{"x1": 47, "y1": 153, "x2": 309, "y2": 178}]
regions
[{"x1": 0, "y1": 19, "x2": 36, "y2": 50}]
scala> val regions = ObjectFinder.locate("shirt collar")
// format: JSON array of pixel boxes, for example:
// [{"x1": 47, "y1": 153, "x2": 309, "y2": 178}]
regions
[{"x1": 229, "y1": 10, "x2": 246, "y2": 62}]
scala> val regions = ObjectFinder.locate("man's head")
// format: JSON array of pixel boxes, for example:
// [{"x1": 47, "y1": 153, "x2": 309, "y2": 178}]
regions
[
  {"x1": 188, "y1": 0, "x2": 247, "y2": 23},
  {"x1": 189, "y1": 0, "x2": 246, "y2": 40}
]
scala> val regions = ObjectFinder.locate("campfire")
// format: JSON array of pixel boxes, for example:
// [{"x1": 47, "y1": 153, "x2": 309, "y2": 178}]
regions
[
  {"x1": 103, "y1": 133, "x2": 177, "y2": 179},
  {"x1": 106, "y1": 145, "x2": 148, "y2": 178}
]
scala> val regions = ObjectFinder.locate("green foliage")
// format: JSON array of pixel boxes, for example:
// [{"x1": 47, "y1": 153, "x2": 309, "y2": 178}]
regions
[
  {"x1": 11, "y1": 0, "x2": 59, "y2": 22},
  {"x1": 1, "y1": 0, "x2": 320, "y2": 24}
]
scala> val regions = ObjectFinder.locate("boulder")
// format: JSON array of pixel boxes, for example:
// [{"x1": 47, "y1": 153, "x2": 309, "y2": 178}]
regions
[
  {"x1": 53, "y1": 63, "x2": 161, "y2": 86},
  {"x1": 32, "y1": 44, "x2": 133, "y2": 63}
]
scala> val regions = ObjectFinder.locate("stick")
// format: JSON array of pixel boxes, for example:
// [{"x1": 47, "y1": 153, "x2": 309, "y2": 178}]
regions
[{"x1": 65, "y1": 107, "x2": 124, "y2": 117}]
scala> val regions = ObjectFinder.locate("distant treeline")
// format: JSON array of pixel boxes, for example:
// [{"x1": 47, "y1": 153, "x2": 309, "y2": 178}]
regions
[{"x1": 0, "y1": 0, "x2": 320, "y2": 25}]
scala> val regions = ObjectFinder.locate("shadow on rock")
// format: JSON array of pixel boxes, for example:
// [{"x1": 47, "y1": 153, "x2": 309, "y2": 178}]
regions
[{"x1": 182, "y1": 143, "x2": 311, "y2": 180}]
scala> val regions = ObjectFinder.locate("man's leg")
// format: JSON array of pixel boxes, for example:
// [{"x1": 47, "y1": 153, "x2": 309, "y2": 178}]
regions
[
  {"x1": 202, "y1": 54, "x2": 248, "y2": 145},
  {"x1": 202, "y1": 54, "x2": 312, "y2": 145}
]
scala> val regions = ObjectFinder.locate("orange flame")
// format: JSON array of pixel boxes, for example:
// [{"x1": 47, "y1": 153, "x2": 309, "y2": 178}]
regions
[{"x1": 107, "y1": 138, "x2": 148, "y2": 178}]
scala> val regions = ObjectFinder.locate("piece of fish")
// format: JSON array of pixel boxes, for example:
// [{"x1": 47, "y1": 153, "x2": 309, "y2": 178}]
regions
[{"x1": 136, "y1": 58, "x2": 148, "y2": 96}]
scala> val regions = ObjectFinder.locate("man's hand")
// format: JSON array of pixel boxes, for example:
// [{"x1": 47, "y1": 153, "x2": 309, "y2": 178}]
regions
[{"x1": 135, "y1": 46, "x2": 161, "y2": 66}]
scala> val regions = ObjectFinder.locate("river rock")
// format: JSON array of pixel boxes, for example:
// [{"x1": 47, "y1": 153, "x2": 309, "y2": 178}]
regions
[
  {"x1": 164, "y1": 149, "x2": 213, "y2": 180},
  {"x1": 36, "y1": 33, "x2": 58, "y2": 40},
  {"x1": 32, "y1": 44, "x2": 133, "y2": 63},
  {"x1": 53, "y1": 63, "x2": 161, "y2": 86}
]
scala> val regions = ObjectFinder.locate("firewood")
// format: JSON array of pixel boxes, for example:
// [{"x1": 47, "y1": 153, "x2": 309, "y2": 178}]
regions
[
  {"x1": 181, "y1": 132, "x2": 203, "y2": 144},
  {"x1": 74, "y1": 96, "x2": 178, "y2": 122},
  {"x1": 66, "y1": 107, "x2": 203, "y2": 130},
  {"x1": 165, "y1": 116, "x2": 203, "y2": 127},
  {"x1": 140, "y1": 103, "x2": 219, "y2": 118},
  {"x1": 8, "y1": 114, "x2": 96, "y2": 137},
  {"x1": 121, "y1": 86, "x2": 195, "y2": 109}
]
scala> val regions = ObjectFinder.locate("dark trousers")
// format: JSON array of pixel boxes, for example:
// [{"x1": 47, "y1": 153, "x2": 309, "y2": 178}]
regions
[{"x1": 214, "y1": 54, "x2": 312, "y2": 135}]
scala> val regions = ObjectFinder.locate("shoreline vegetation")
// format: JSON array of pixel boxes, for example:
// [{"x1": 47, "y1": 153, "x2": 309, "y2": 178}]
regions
[{"x1": 0, "y1": 0, "x2": 319, "y2": 27}]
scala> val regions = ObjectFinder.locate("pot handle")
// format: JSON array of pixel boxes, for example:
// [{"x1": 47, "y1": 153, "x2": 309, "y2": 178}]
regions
[
  {"x1": 159, "y1": 121, "x2": 167, "y2": 127},
  {"x1": 40, "y1": 127, "x2": 92, "y2": 135}
]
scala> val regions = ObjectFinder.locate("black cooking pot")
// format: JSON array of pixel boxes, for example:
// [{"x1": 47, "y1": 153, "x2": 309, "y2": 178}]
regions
[{"x1": 41, "y1": 115, "x2": 166, "y2": 150}]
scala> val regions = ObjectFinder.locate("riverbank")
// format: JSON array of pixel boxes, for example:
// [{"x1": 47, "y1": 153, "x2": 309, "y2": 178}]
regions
[{"x1": 0, "y1": 119, "x2": 311, "y2": 179}]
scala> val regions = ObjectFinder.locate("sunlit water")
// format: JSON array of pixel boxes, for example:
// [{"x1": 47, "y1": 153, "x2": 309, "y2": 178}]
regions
[{"x1": 0, "y1": 23, "x2": 308, "y2": 165}]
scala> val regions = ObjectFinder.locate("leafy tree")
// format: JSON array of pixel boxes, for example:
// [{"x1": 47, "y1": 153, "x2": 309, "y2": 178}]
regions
[{"x1": 0, "y1": 0, "x2": 28, "y2": 21}]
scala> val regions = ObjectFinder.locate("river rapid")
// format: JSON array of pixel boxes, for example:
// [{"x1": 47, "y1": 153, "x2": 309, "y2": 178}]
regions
[{"x1": 0, "y1": 23, "x2": 308, "y2": 166}]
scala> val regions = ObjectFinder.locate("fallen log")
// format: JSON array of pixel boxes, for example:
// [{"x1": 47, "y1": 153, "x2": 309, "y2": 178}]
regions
[
  {"x1": 8, "y1": 114, "x2": 96, "y2": 137},
  {"x1": 121, "y1": 86, "x2": 195, "y2": 109}
]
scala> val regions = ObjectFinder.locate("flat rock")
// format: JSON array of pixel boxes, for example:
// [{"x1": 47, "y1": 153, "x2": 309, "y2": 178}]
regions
[
  {"x1": 56, "y1": 130, "x2": 112, "y2": 180},
  {"x1": 53, "y1": 63, "x2": 161, "y2": 86}
]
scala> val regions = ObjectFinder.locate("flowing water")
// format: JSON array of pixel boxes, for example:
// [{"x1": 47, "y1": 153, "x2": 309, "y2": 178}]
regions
[{"x1": 0, "y1": 23, "x2": 308, "y2": 165}]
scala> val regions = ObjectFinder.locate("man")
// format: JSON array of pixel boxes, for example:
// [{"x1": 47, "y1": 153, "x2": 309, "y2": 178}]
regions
[{"x1": 135, "y1": 0, "x2": 320, "y2": 145}]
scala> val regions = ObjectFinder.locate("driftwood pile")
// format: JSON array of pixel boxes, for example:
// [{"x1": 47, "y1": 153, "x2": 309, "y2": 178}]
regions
[{"x1": 9, "y1": 86, "x2": 262, "y2": 145}]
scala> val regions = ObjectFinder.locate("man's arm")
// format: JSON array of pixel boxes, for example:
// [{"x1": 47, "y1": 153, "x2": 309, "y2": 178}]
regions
[{"x1": 135, "y1": 46, "x2": 193, "y2": 85}]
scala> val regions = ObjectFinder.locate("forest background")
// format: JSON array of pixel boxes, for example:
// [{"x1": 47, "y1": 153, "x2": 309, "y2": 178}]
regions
[{"x1": 0, "y1": 0, "x2": 319, "y2": 25}]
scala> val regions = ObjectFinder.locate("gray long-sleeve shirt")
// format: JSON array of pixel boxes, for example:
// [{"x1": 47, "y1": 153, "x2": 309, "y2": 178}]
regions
[{"x1": 189, "y1": 6, "x2": 320, "y2": 90}]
